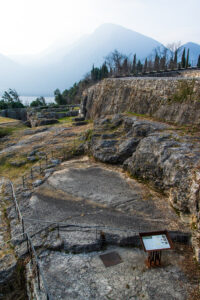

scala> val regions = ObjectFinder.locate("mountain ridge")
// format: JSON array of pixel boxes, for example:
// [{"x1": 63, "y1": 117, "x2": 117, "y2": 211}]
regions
[{"x1": 0, "y1": 23, "x2": 199, "y2": 95}]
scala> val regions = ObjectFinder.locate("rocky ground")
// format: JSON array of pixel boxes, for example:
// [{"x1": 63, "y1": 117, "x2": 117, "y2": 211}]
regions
[{"x1": 0, "y1": 114, "x2": 200, "y2": 299}]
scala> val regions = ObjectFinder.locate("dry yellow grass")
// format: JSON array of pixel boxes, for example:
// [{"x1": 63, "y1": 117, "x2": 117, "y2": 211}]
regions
[{"x1": 0, "y1": 117, "x2": 20, "y2": 124}]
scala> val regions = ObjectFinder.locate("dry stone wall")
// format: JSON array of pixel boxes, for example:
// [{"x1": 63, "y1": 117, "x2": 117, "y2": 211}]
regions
[
  {"x1": 181, "y1": 70, "x2": 200, "y2": 78},
  {"x1": 82, "y1": 78, "x2": 200, "y2": 125}
]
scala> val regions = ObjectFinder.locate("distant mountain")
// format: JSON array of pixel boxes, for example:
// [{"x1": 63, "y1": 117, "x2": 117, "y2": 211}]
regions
[
  {"x1": 0, "y1": 23, "x2": 163, "y2": 95},
  {"x1": 2, "y1": 24, "x2": 199, "y2": 95},
  {"x1": 179, "y1": 42, "x2": 200, "y2": 66}
]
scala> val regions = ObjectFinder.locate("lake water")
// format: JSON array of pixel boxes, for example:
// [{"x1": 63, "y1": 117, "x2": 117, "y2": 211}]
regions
[{"x1": 20, "y1": 96, "x2": 55, "y2": 105}]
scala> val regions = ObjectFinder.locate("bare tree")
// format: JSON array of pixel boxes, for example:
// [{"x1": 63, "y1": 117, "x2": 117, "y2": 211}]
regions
[{"x1": 105, "y1": 50, "x2": 126, "y2": 75}]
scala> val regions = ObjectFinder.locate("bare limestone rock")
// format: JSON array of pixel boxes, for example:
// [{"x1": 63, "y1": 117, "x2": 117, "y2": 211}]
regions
[{"x1": 85, "y1": 114, "x2": 200, "y2": 260}]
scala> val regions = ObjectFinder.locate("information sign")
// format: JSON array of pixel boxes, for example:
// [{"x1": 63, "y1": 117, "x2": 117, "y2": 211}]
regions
[{"x1": 139, "y1": 230, "x2": 173, "y2": 252}]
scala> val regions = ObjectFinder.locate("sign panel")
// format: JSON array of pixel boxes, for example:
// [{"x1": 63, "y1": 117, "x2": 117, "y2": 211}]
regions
[
  {"x1": 142, "y1": 234, "x2": 170, "y2": 251},
  {"x1": 139, "y1": 230, "x2": 173, "y2": 252}
]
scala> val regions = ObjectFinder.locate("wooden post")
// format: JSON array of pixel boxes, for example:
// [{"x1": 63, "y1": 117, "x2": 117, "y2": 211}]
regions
[
  {"x1": 37, "y1": 264, "x2": 41, "y2": 290},
  {"x1": 26, "y1": 234, "x2": 29, "y2": 253},
  {"x1": 22, "y1": 176, "x2": 25, "y2": 188},
  {"x1": 22, "y1": 218, "x2": 25, "y2": 235},
  {"x1": 30, "y1": 168, "x2": 33, "y2": 180},
  {"x1": 57, "y1": 223, "x2": 59, "y2": 237}
]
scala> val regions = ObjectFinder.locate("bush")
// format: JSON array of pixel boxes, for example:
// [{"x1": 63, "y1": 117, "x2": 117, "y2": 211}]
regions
[{"x1": 171, "y1": 80, "x2": 196, "y2": 102}]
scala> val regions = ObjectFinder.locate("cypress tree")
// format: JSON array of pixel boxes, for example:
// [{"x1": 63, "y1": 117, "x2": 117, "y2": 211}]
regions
[
  {"x1": 137, "y1": 60, "x2": 143, "y2": 73},
  {"x1": 197, "y1": 55, "x2": 200, "y2": 68},
  {"x1": 132, "y1": 54, "x2": 137, "y2": 74},
  {"x1": 186, "y1": 49, "x2": 190, "y2": 68},
  {"x1": 173, "y1": 50, "x2": 178, "y2": 69},
  {"x1": 101, "y1": 62, "x2": 109, "y2": 78},
  {"x1": 122, "y1": 58, "x2": 128, "y2": 74},
  {"x1": 181, "y1": 48, "x2": 186, "y2": 68},
  {"x1": 154, "y1": 54, "x2": 160, "y2": 71},
  {"x1": 143, "y1": 58, "x2": 148, "y2": 73}
]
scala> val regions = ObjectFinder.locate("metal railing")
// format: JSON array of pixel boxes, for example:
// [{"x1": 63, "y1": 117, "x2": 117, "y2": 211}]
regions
[{"x1": 9, "y1": 180, "x2": 53, "y2": 300}]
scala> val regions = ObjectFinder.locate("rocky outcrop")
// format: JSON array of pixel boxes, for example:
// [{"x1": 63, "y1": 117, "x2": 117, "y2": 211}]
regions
[
  {"x1": 27, "y1": 108, "x2": 79, "y2": 127},
  {"x1": 0, "y1": 105, "x2": 80, "y2": 127},
  {"x1": 82, "y1": 114, "x2": 200, "y2": 260},
  {"x1": 82, "y1": 78, "x2": 200, "y2": 125}
]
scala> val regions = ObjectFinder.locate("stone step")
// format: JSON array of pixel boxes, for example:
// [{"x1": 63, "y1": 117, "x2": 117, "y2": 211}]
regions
[
  {"x1": 72, "y1": 117, "x2": 85, "y2": 122},
  {"x1": 73, "y1": 121, "x2": 87, "y2": 126}
]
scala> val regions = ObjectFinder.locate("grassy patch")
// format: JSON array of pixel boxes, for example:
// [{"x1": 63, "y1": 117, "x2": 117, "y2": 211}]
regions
[
  {"x1": 125, "y1": 111, "x2": 148, "y2": 117},
  {"x1": 58, "y1": 116, "x2": 74, "y2": 124},
  {"x1": 0, "y1": 117, "x2": 18, "y2": 123},
  {"x1": 0, "y1": 154, "x2": 35, "y2": 181},
  {"x1": 0, "y1": 122, "x2": 27, "y2": 138},
  {"x1": 169, "y1": 80, "x2": 199, "y2": 103},
  {"x1": 84, "y1": 129, "x2": 93, "y2": 141},
  {"x1": 0, "y1": 127, "x2": 15, "y2": 138},
  {"x1": 73, "y1": 106, "x2": 80, "y2": 110}
]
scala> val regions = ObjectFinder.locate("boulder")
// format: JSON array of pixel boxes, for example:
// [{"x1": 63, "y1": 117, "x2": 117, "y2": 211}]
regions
[{"x1": 118, "y1": 138, "x2": 140, "y2": 160}]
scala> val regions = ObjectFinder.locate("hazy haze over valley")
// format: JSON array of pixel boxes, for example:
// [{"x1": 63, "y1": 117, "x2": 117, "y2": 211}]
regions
[{"x1": 0, "y1": 0, "x2": 199, "y2": 96}]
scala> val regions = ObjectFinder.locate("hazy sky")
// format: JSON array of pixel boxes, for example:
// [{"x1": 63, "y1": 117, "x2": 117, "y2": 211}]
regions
[{"x1": 0, "y1": 0, "x2": 199, "y2": 55}]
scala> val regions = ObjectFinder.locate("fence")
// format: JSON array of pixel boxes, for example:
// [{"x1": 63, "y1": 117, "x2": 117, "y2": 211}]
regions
[
  {"x1": 113, "y1": 66, "x2": 200, "y2": 79},
  {"x1": 9, "y1": 180, "x2": 53, "y2": 300},
  {"x1": 21, "y1": 140, "x2": 79, "y2": 188}
]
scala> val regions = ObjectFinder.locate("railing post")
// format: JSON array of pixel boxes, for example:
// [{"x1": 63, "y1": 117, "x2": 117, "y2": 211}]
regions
[
  {"x1": 30, "y1": 168, "x2": 33, "y2": 180},
  {"x1": 26, "y1": 233, "x2": 29, "y2": 253},
  {"x1": 22, "y1": 176, "x2": 25, "y2": 188},
  {"x1": 37, "y1": 264, "x2": 41, "y2": 290},
  {"x1": 22, "y1": 218, "x2": 25, "y2": 235},
  {"x1": 39, "y1": 161, "x2": 42, "y2": 174},
  {"x1": 57, "y1": 223, "x2": 59, "y2": 237}
]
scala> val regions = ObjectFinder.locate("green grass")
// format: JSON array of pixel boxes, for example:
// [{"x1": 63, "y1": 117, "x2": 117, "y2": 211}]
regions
[
  {"x1": 58, "y1": 116, "x2": 74, "y2": 123},
  {"x1": 169, "y1": 79, "x2": 200, "y2": 103},
  {"x1": 73, "y1": 106, "x2": 80, "y2": 110},
  {"x1": 0, "y1": 154, "x2": 36, "y2": 180},
  {"x1": 0, "y1": 127, "x2": 15, "y2": 138},
  {"x1": 0, "y1": 117, "x2": 18, "y2": 123},
  {"x1": 0, "y1": 123, "x2": 27, "y2": 138},
  {"x1": 125, "y1": 111, "x2": 148, "y2": 117}
]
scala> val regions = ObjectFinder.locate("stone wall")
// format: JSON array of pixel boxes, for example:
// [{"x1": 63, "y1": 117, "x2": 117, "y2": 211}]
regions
[
  {"x1": 181, "y1": 70, "x2": 200, "y2": 78},
  {"x1": 0, "y1": 108, "x2": 27, "y2": 121},
  {"x1": 82, "y1": 77, "x2": 200, "y2": 125}
]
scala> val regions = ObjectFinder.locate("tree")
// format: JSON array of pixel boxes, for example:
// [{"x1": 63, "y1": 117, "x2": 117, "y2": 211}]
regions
[
  {"x1": 137, "y1": 60, "x2": 143, "y2": 73},
  {"x1": 132, "y1": 54, "x2": 137, "y2": 74},
  {"x1": 169, "y1": 58, "x2": 174, "y2": 70},
  {"x1": 197, "y1": 55, "x2": 200, "y2": 68},
  {"x1": 160, "y1": 56, "x2": 166, "y2": 70},
  {"x1": 30, "y1": 96, "x2": 46, "y2": 107},
  {"x1": 122, "y1": 57, "x2": 128, "y2": 74},
  {"x1": 143, "y1": 58, "x2": 148, "y2": 73},
  {"x1": 186, "y1": 49, "x2": 190, "y2": 68},
  {"x1": 181, "y1": 48, "x2": 186, "y2": 68},
  {"x1": 154, "y1": 53, "x2": 160, "y2": 71},
  {"x1": 54, "y1": 89, "x2": 66, "y2": 105},
  {"x1": 101, "y1": 62, "x2": 109, "y2": 78},
  {"x1": 1, "y1": 89, "x2": 24, "y2": 108},
  {"x1": 105, "y1": 50, "x2": 125, "y2": 75},
  {"x1": 173, "y1": 50, "x2": 178, "y2": 69},
  {"x1": 91, "y1": 65, "x2": 101, "y2": 81}
]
